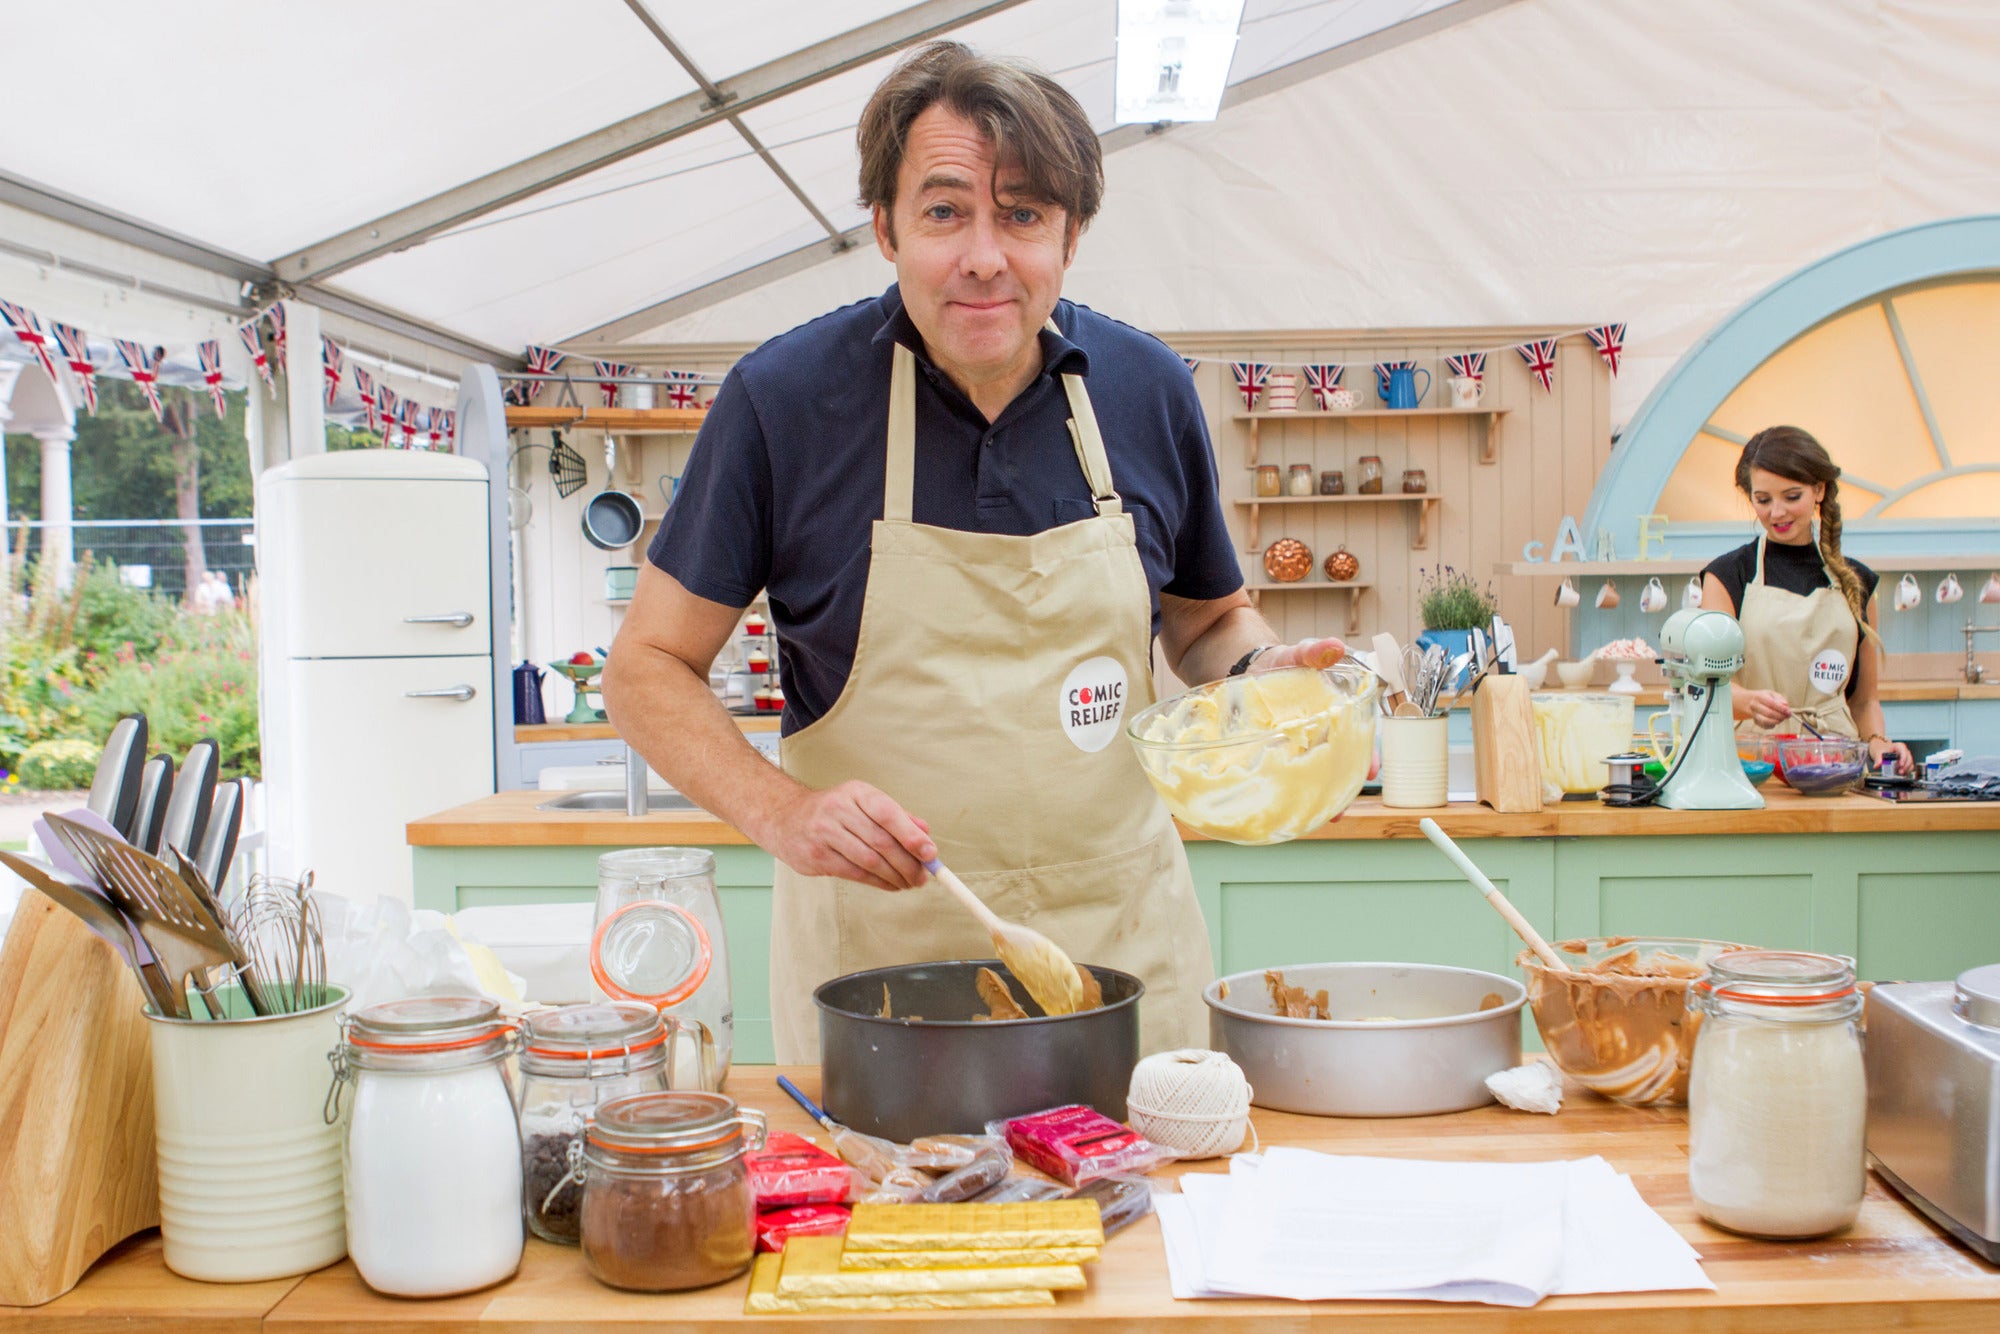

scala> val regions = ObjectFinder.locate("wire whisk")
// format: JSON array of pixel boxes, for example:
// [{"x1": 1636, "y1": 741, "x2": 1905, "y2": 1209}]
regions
[
  {"x1": 227, "y1": 871, "x2": 326, "y2": 1016},
  {"x1": 1400, "y1": 642, "x2": 1451, "y2": 718}
]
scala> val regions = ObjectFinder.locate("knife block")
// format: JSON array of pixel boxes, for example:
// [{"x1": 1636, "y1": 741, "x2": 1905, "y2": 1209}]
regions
[
  {"x1": 1471, "y1": 673, "x2": 1544, "y2": 813},
  {"x1": 0, "y1": 890, "x2": 159, "y2": 1305}
]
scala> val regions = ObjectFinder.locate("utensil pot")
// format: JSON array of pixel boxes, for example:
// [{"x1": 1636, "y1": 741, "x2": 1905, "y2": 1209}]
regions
[{"x1": 1379, "y1": 716, "x2": 1449, "y2": 807}]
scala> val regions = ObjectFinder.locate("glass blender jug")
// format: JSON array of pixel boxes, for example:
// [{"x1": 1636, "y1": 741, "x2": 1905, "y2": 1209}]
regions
[{"x1": 594, "y1": 849, "x2": 733, "y2": 1087}]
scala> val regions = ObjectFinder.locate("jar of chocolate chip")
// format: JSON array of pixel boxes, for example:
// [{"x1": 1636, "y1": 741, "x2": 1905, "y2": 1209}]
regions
[
  {"x1": 1319, "y1": 470, "x2": 1344, "y2": 495},
  {"x1": 575, "y1": 1091, "x2": 766, "y2": 1292},
  {"x1": 516, "y1": 1003, "x2": 673, "y2": 1244}
]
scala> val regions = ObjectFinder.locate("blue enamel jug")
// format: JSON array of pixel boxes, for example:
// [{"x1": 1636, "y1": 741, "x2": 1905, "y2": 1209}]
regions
[{"x1": 1385, "y1": 365, "x2": 1431, "y2": 410}]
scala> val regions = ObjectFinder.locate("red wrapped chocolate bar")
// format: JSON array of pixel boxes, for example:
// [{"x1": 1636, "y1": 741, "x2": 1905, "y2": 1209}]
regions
[
  {"x1": 999, "y1": 1105, "x2": 1174, "y2": 1188},
  {"x1": 746, "y1": 1132, "x2": 855, "y2": 1209},
  {"x1": 754, "y1": 1204, "x2": 851, "y2": 1253}
]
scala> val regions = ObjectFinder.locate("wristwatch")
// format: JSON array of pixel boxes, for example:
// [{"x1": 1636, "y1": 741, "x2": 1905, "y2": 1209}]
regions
[{"x1": 1228, "y1": 645, "x2": 1280, "y2": 677}]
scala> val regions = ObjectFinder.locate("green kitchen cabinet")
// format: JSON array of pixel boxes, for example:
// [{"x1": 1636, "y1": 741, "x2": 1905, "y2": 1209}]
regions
[{"x1": 414, "y1": 823, "x2": 2000, "y2": 1066}]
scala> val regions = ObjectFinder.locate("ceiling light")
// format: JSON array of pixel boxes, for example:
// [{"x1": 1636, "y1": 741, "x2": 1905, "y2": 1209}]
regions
[{"x1": 1114, "y1": 0, "x2": 1246, "y2": 125}]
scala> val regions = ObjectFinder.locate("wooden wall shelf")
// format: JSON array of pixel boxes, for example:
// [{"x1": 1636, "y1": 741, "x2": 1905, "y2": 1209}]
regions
[
  {"x1": 1500, "y1": 554, "x2": 2000, "y2": 578},
  {"x1": 1243, "y1": 581, "x2": 1372, "y2": 633},
  {"x1": 1236, "y1": 494, "x2": 1439, "y2": 549},
  {"x1": 1236, "y1": 407, "x2": 1507, "y2": 465},
  {"x1": 504, "y1": 406, "x2": 707, "y2": 433}
]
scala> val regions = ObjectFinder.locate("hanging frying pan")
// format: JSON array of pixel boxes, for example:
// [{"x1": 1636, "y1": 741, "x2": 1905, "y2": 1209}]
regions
[{"x1": 581, "y1": 435, "x2": 645, "y2": 550}]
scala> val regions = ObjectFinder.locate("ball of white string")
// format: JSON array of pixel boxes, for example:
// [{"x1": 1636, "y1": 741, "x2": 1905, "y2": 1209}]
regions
[{"x1": 1125, "y1": 1049, "x2": 1254, "y2": 1159}]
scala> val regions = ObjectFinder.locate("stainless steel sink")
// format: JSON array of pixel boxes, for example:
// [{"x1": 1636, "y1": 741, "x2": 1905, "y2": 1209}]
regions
[{"x1": 536, "y1": 790, "x2": 703, "y2": 813}]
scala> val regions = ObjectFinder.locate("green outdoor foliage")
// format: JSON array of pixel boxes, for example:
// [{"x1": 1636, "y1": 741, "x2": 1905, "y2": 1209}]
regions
[
  {"x1": 17, "y1": 738, "x2": 101, "y2": 790},
  {"x1": 5, "y1": 378, "x2": 252, "y2": 525},
  {"x1": 1417, "y1": 565, "x2": 1499, "y2": 630},
  {"x1": 79, "y1": 612, "x2": 259, "y2": 779}
]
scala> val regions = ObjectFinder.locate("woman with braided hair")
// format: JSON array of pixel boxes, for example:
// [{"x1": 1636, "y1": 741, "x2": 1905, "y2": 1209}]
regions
[{"x1": 1698, "y1": 425, "x2": 1913, "y2": 774}]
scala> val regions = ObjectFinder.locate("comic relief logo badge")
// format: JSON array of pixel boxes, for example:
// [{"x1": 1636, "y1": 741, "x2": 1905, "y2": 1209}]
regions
[
  {"x1": 1060, "y1": 656, "x2": 1127, "y2": 753},
  {"x1": 1809, "y1": 649, "x2": 1849, "y2": 691}
]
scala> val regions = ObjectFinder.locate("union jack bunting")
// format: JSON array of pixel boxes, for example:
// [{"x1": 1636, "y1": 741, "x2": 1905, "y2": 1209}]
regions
[
  {"x1": 0, "y1": 300, "x2": 60, "y2": 382},
  {"x1": 521, "y1": 345, "x2": 565, "y2": 402},
  {"x1": 198, "y1": 340, "x2": 228, "y2": 417},
  {"x1": 115, "y1": 339, "x2": 165, "y2": 422},
  {"x1": 377, "y1": 384, "x2": 400, "y2": 442},
  {"x1": 1229, "y1": 361, "x2": 1270, "y2": 410},
  {"x1": 266, "y1": 303, "x2": 287, "y2": 362},
  {"x1": 52, "y1": 323, "x2": 98, "y2": 414},
  {"x1": 398, "y1": 394, "x2": 420, "y2": 445},
  {"x1": 663, "y1": 370, "x2": 700, "y2": 410},
  {"x1": 435, "y1": 408, "x2": 456, "y2": 448},
  {"x1": 321, "y1": 337, "x2": 344, "y2": 409},
  {"x1": 1444, "y1": 352, "x2": 1487, "y2": 384},
  {"x1": 427, "y1": 406, "x2": 446, "y2": 449},
  {"x1": 1516, "y1": 339, "x2": 1559, "y2": 393},
  {"x1": 353, "y1": 367, "x2": 379, "y2": 431},
  {"x1": 1586, "y1": 323, "x2": 1625, "y2": 376},
  {"x1": 1181, "y1": 356, "x2": 1200, "y2": 374},
  {"x1": 237, "y1": 320, "x2": 274, "y2": 394},
  {"x1": 1373, "y1": 361, "x2": 1416, "y2": 402},
  {"x1": 1300, "y1": 364, "x2": 1345, "y2": 409},
  {"x1": 592, "y1": 360, "x2": 635, "y2": 407}
]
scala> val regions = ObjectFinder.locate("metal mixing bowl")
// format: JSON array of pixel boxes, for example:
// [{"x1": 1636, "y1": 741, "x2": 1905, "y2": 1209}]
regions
[
  {"x1": 815, "y1": 961, "x2": 1141, "y2": 1141},
  {"x1": 1126, "y1": 663, "x2": 1377, "y2": 845},
  {"x1": 1205, "y1": 962, "x2": 1524, "y2": 1116}
]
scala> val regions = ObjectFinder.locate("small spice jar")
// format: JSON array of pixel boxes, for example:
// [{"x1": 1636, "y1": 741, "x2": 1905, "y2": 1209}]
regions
[
  {"x1": 1687, "y1": 950, "x2": 1866, "y2": 1239},
  {"x1": 1254, "y1": 464, "x2": 1282, "y2": 497},
  {"x1": 1356, "y1": 455, "x2": 1383, "y2": 494},
  {"x1": 575, "y1": 1090, "x2": 766, "y2": 1292},
  {"x1": 1319, "y1": 470, "x2": 1343, "y2": 495},
  {"x1": 517, "y1": 1003, "x2": 673, "y2": 1245},
  {"x1": 1402, "y1": 469, "x2": 1428, "y2": 494},
  {"x1": 1286, "y1": 464, "x2": 1315, "y2": 497},
  {"x1": 332, "y1": 997, "x2": 524, "y2": 1297}
]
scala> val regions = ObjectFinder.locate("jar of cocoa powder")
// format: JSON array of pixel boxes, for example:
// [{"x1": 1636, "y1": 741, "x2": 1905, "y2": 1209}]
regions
[{"x1": 575, "y1": 1091, "x2": 766, "y2": 1291}]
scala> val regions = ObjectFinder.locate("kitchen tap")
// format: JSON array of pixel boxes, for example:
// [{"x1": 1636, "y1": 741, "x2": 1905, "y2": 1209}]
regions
[
  {"x1": 1967, "y1": 621, "x2": 2000, "y2": 684},
  {"x1": 626, "y1": 742, "x2": 648, "y2": 818}
]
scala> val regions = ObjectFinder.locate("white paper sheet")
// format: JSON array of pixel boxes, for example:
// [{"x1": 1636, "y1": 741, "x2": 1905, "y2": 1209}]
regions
[{"x1": 1159, "y1": 1150, "x2": 1712, "y2": 1307}]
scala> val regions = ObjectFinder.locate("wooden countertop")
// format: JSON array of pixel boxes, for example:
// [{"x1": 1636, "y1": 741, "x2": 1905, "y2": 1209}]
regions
[
  {"x1": 517, "y1": 716, "x2": 780, "y2": 743},
  {"x1": 13, "y1": 1066, "x2": 1998, "y2": 1332},
  {"x1": 408, "y1": 785, "x2": 2000, "y2": 848}
]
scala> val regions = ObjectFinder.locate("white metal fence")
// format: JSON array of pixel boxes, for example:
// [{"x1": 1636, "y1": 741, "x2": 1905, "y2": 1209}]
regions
[{"x1": 3, "y1": 517, "x2": 255, "y2": 599}]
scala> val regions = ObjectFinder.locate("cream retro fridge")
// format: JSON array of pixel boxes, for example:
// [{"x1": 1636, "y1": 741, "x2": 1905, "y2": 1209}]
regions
[{"x1": 258, "y1": 448, "x2": 497, "y2": 903}]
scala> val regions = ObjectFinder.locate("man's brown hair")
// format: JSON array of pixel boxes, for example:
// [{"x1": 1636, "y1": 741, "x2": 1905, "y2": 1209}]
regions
[{"x1": 858, "y1": 41, "x2": 1103, "y2": 244}]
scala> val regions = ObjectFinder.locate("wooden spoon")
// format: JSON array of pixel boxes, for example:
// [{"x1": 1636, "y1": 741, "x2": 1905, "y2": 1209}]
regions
[
  {"x1": 1371, "y1": 633, "x2": 1423, "y2": 718},
  {"x1": 924, "y1": 859, "x2": 1085, "y2": 1016},
  {"x1": 1417, "y1": 818, "x2": 1570, "y2": 971}
]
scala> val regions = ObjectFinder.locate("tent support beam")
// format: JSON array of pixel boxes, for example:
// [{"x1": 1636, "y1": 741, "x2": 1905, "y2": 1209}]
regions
[
  {"x1": 566, "y1": 0, "x2": 1524, "y2": 344},
  {"x1": 275, "y1": 0, "x2": 1027, "y2": 283},
  {"x1": 619, "y1": 0, "x2": 851, "y2": 245},
  {"x1": 0, "y1": 167, "x2": 269, "y2": 286}
]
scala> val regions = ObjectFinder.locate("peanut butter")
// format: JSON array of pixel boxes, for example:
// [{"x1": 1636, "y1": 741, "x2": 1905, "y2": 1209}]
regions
[{"x1": 1519, "y1": 937, "x2": 1746, "y2": 1106}]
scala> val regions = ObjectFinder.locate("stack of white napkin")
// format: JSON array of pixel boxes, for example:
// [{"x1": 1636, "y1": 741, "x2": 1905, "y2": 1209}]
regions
[{"x1": 1158, "y1": 1147, "x2": 1712, "y2": 1308}]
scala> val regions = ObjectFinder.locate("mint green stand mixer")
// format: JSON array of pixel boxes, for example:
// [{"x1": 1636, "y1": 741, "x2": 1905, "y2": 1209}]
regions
[{"x1": 1654, "y1": 609, "x2": 1765, "y2": 810}]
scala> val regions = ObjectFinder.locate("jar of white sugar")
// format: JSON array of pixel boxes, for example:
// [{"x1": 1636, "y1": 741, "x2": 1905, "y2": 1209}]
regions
[
  {"x1": 329, "y1": 996, "x2": 525, "y2": 1296},
  {"x1": 1687, "y1": 950, "x2": 1866, "y2": 1239}
]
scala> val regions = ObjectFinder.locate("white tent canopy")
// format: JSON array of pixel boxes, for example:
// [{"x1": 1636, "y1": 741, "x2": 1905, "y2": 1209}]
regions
[{"x1": 2, "y1": 0, "x2": 1996, "y2": 424}]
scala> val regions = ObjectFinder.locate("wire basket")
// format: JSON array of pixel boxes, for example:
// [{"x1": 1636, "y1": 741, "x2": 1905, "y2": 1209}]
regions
[{"x1": 549, "y1": 430, "x2": 588, "y2": 499}]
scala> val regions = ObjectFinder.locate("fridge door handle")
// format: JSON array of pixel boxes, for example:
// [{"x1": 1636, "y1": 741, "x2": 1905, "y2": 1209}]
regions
[
  {"x1": 404, "y1": 685, "x2": 478, "y2": 702},
  {"x1": 404, "y1": 611, "x2": 476, "y2": 628}
]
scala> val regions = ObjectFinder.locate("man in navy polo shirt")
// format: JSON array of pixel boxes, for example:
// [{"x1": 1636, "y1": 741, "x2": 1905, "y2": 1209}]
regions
[{"x1": 606, "y1": 41, "x2": 1346, "y2": 1060}]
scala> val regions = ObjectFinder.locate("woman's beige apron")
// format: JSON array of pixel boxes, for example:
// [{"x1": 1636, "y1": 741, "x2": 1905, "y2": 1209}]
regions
[
  {"x1": 766, "y1": 341, "x2": 1214, "y2": 1063},
  {"x1": 1735, "y1": 533, "x2": 1860, "y2": 739}
]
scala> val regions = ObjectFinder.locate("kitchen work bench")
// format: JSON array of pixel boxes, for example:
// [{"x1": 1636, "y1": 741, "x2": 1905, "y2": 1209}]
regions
[
  {"x1": 8, "y1": 1066, "x2": 1999, "y2": 1332},
  {"x1": 408, "y1": 790, "x2": 2000, "y2": 1064}
]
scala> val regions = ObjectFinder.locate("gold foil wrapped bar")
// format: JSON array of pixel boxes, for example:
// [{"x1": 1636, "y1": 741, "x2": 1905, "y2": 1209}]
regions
[
  {"x1": 744, "y1": 1255, "x2": 1056, "y2": 1314},
  {"x1": 844, "y1": 1200, "x2": 1104, "y2": 1251},
  {"x1": 841, "y1": 1245, "x2": 1101, "y2": 1270},
  {"x1": 775, "y1": 1237, "x2": 1085, "y2": 1296}
]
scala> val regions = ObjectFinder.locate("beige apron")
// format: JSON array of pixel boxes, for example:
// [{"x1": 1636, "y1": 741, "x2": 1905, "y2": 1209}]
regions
[
  {"x1": 766, "y1": 340, "x2": 1214, "y2": 1063},
  {"x1": 1735, "y1": 533, "x2": 1860, "y2": 739}
]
